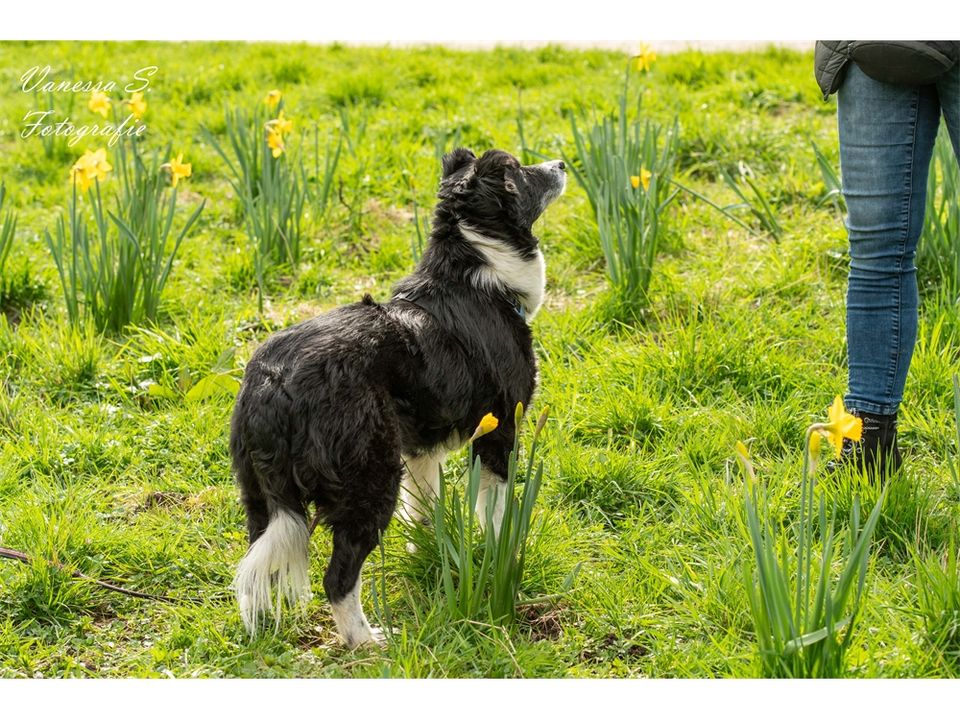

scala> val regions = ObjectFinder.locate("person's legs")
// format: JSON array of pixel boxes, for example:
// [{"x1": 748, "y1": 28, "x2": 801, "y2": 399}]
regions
[
  {"x1": 836, "y1": 63, "x2": 942, "y2": 475},
  {"x1": 936, "y1": 62, "x2": 960, "y2": 160}
]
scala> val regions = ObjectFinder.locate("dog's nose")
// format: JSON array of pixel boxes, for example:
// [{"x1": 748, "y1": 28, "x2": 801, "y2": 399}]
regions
[{"x1": 557, "y1": 161, "x2": 565, "y2": 171}]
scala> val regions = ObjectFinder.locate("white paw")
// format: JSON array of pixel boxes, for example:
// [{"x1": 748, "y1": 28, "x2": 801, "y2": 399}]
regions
[
  {"x1": 406, "y1": 541, "x2": 419, "y2": 554},
  {"x1": 343, "y1": 625, "x2": 389, "y2": 649},
  {"x1": 369, "y1": 626, "x2": 388, "y2": 647}
]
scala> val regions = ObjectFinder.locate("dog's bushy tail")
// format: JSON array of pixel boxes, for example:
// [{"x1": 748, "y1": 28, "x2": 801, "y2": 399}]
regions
[{"x1": 234, "y1": 508, "x2": 312, "y2": 635}]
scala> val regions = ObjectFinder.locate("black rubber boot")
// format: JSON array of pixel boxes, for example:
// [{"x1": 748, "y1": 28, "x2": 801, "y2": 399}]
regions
[{"x1": 826, "y1": 409, "x2": 903, "y2": 481}]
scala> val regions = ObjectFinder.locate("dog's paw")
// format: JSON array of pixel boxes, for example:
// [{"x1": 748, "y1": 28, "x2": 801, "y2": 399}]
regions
[
  {"x1": 369, "y1": 626, "x2": 388, "y2": 647},
  {"x1": 347, "y1": 628, "x2": 387, "y2": 649},
  {"x1": 343, "y1": 625, "x2": 390, "y2": 650},
  {"x1": 405, "y1": 541, "x2": 419, "y2": 554}
]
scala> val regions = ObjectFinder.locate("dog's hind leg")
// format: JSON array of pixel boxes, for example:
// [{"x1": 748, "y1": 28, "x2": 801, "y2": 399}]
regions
[
  {"x1": 327, "y1": 503, "x2": 404, "y2": 648},
  {"x1": 234, "y1": 449, "x2": 271, "y2": 544},
  {"x1": 324, "y1": 524, "x2": 382, "y2": 648},
  {"x1": 325, "y1": 458, "x2": 401, "y2": 648}
]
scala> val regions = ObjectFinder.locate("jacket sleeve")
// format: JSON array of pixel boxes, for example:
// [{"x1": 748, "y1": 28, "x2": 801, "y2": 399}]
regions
[{"x1": 814, "y1": 41, "x2": 852, "y2": 100}]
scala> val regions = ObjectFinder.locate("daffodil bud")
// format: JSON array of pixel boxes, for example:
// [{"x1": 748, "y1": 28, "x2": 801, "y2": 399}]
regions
[
  {"x1": 533, "y1": 406, "x2": 550, "y2": 442},
  {"x1": 265, "y1": 90, "x2": 282, "y2": 109},
  {"x1": 469, "y1": 412, "x2": 499, "y2": 442}
]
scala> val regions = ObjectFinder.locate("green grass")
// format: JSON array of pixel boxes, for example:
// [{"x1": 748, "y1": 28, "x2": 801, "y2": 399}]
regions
[
  {"x1": 0, "y1": 41, "x2": 958, "y2": 678},
  {"x1": 918, "y1": 128, "x2": 960, "y2": 305}
]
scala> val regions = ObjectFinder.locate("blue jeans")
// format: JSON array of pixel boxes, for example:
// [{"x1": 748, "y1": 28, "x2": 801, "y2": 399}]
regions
[{"x1": 838, "y1": 62, "x2": 960, "y2": 416}]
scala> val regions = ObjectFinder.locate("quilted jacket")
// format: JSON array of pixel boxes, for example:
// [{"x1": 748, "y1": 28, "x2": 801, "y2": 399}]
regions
[{"x1": 814, "y1": 40, "x2": 959, "y2": 99}]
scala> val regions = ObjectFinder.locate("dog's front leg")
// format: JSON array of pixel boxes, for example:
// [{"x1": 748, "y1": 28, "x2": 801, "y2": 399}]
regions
[
  {"x1": 472, "y1": 430, "x2": 514, "y2": 538},
  {"x1": 476, "y1": 466, "x2": 508, "y2": 536},
  {"x1": 399, "y1": 450, "x2": 446, "y2": 553},
  {"x1": 400, "y1": 450, "x2": 444, "y2": 525}
]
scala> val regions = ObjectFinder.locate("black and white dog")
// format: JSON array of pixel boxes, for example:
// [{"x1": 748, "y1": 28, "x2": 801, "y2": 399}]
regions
[{"x1": 230, "y1": 148, "x2": 566, "y2": 647}]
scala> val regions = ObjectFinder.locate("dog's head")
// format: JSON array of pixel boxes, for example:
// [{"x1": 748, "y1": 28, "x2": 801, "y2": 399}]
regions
[
  {"x1": 431, "y1": 148, "x2": 564, "y2": 318},
  {"x1": 437, "y1": 148, "x2": 566, "y2": 241}
]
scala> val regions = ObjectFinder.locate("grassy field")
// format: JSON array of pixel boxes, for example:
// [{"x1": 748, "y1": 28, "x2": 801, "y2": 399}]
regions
[{"x1": 0, "y1": 41, "x2": 958, "y2": 678}]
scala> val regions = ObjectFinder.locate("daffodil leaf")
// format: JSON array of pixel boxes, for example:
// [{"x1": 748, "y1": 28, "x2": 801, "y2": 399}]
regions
[
  {"x1": 145, "y1": 382, "x2": 177, "y2": 400},
  {"x1": 185, "y1": 372, "x2": 241, "y2": 402},
  {"x1": 783, "y1": 616, "x2": 851, "y2": 654}
]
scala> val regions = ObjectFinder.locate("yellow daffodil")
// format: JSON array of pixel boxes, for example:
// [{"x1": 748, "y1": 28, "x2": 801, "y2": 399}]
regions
[
  {"x1": 70, "y1": 156, "x2": 94, "y2": 192},
  {"x1": 88, "y1": 148, "x2": 112, "y2": 181},
  {"x1": 469, "y1": 412, "x2": 499, "y2": 442},
  {"x1": 88, "y1": 90, "x2": 112, "y2": 118},
  {"x1": 266, "y1": 127, "x2": 285, "y2": 158},
  {"x1": 822, "y1": 395, "x2": 862, "y2": 457},
  {"x1": 630, "y1": 169, "x2": 652, "y2": 191},
  {"x1": 265, "y1": 110, "x2": 294, "y2": 140},
  {"x1": 809, "y1": 395, "x2": 862, "y2": 460},
  {"x1": 127, "y1": 91, "x2": 147, "y2": 120},
  {"x1": 70, "y1": 148, "x2": 112, "y2": 192},
  {"x1": 632, "y1": 43, "x2": 657, "y2": 73},
  {"x1": 263, "y1": 108, "x2": 293, "y2": 161},
  {"x1": 274, "y1": 110, "x2": 293, "y2": 135},
  {"x1": 265, "y1": 90, "x2": 282, "y2": 109},
  {"x1": 166, "y1": 153, "x2": 192, "y2": 188}
]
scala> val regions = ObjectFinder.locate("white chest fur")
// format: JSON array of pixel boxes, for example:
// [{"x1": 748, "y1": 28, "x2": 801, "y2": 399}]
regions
[{"x1": 459, "y1": 225, "x2": 546, "y2": 319}]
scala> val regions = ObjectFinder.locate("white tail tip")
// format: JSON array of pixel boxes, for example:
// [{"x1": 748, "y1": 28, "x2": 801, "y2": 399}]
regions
[{"x1": 233, "y1": 509, "x2": 312, "y2": 635}]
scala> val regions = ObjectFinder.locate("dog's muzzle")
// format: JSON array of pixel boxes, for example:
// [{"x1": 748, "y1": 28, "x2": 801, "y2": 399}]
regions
[{"x1": 538, "y1": 160, "x2": 567, "y2": 202}]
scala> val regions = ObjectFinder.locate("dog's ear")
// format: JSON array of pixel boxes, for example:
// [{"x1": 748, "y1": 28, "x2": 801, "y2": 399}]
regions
[
  {"x1": 438, "y1": 148, "x2": 476, "y2": 199},
  {"x1": 441, "y1": 148, "x2": 476, "y2": 179},
  {"x1": 475, "y1": 151, "x2": 519, "y2": 197}
]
